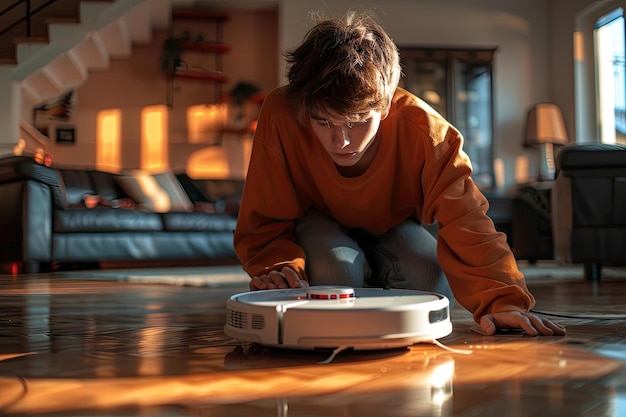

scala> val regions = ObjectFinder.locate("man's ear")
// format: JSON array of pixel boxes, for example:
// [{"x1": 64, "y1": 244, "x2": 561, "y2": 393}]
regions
[{"x1": 381, "y1": 105, "x2": 391, "y2": 120}]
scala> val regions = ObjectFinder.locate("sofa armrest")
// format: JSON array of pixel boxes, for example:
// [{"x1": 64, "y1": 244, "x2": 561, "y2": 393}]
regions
[
  {"x1": 0, "y1": 179, "x2": 53, "y2": 263},
  {"x1": 0, "y1": 156, "x2": 66, "y2": 208}
]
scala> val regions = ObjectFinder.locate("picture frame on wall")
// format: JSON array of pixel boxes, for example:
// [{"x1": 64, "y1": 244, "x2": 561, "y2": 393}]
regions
[
  {"x1": 56, "y1": 127, "x2": 76, "y2": 144},
  {"x1": 33, "y1": 91, "x2": 76, "y2": 140}
]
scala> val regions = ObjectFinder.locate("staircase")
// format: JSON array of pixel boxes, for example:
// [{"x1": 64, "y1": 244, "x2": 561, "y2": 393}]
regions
[{"x1": 0, "y1": 0, "x2": 196, "y2": 109}]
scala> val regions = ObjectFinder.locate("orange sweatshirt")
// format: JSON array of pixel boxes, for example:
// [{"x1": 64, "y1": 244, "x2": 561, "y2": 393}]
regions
[{"x1": 234, "y1": 86, "x2": 535, "y2": 320}]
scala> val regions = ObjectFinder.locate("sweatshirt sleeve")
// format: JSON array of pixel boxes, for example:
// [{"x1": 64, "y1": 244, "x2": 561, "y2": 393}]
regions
[
  {"x1": 233, "y1": 95, "x2": 309, "y2": 280},
  {"x1": 419, "y1": 115, "x2": 535, "y2": 321}
]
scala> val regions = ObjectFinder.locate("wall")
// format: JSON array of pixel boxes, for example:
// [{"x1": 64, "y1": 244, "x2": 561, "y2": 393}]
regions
[{"x1": 46, "y1": 6, "x2": 279, "y2": 177}]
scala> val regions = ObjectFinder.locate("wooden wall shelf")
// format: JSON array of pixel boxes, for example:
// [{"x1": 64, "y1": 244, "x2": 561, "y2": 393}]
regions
[
  {"x1": 165, "y1": 9, "x2": 231, "y2": 106},
  {"x1": 170, "y1": 70, "x2": 229, "y2": 83},
  {"x1": 172, "y1": 10, "x2": 230, "y2": 21},
  {"x1": 179, "y1": 41, "x2": 230, "y2": 53}
]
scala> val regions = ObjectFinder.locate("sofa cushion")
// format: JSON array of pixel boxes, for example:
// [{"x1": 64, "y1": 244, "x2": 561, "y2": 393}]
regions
[
  {"x1": 54, "y1": 208, "x2": 163, "y2": 233},
  {"x1": 152, "y1": 171, "x2": 194, "y2": 212},
  {"x1": 176, "y1": 173, "x2": 212, "y2": 202},
  {"x1": 57, "y1": 169, "x2": 94, "y2": 206},
  {"x1": 56, "y1": 168, "x2": 132, "y2": 208},
  {"x1": 116, "y1": 170, "x2": 194, "y2": 213},
  {"x1": 200, "y1": 179, "x2": 245, "y2": 202},
  {"x1": 161, "y1": 212, "x2": 237, "y2": 233},
  {"x1": 89, "y1": 170, "x2": 129, "y2": 202}
]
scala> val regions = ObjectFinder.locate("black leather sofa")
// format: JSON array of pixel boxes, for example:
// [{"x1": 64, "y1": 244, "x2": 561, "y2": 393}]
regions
[{"x1": 0, "y1": 156, "x2": 241, "y2": 273}]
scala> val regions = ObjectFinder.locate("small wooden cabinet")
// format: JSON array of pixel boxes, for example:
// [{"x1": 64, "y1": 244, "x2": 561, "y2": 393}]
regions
[
  {"x1": 484, "y1": 190, "x2": 514, "y2": 246},
  {"x1": 511, "y1": 182, "x2": 554, "y2": 263}
]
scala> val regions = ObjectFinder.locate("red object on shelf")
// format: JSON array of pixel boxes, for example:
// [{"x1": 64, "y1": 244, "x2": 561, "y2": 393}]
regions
[
  {"x1": 170, "y1": 70, "x2": 229, "y2": 83},
  {"x1": 172, "y1": 10, "x2": 230, "y2": 21},
  {"x1": 179, "y1": 41, "x2": 230, "y2": 53}
]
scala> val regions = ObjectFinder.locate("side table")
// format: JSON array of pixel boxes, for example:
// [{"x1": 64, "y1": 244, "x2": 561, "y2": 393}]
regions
[
  {"x1": 511, "y1": 181, "x2": 554, "y2": 263},
  {"x1": 484, "y1": 188, "x2": 515, "y2": 246}
]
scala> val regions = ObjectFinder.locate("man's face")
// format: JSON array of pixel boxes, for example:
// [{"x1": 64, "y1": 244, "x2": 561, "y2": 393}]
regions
[{"x1": 309, "y1": 110, "x2": 384, "y2": 167}]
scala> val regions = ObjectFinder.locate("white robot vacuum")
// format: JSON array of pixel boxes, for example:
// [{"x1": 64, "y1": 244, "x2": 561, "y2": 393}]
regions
[{"x1": 224, "y1": 285, "x2": 452, "y2": 350}]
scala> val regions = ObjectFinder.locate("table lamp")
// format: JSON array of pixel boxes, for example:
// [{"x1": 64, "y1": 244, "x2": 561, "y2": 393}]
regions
[{"x1": 524, "y1": 103, "x2": 569, "y2": 181}]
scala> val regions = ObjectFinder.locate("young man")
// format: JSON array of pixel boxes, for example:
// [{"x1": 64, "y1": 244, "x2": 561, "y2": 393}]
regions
[{"x1": 234, "y1": 12, "x2": 565, "y2": 337}]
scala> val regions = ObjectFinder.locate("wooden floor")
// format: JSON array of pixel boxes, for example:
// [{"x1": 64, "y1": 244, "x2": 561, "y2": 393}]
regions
[{"x1": 0, "y1": 265, "x2": 625, "y2": 417}]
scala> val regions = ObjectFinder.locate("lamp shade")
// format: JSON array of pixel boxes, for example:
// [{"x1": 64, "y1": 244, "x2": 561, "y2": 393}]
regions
[{"x1": 524, "y1": 103, "x2": 568, "y2": 147}]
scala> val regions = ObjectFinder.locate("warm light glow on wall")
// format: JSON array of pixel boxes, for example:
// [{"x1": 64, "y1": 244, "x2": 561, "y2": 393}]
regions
[
  {"x1": 515, "y1": 155, "x2": 529, "y2": 184},
  {"x1": 142, "y1": 105, "x2": 168, "y2": 172},
  {"x1": 187, "y1": 104, "x2": 226, "y2": 144},
  {"x1": 574, "y1": 31, "x2": 584, "y2": 62},
  {"x1": 493, "y1": 157, "x2": 504, "y2": 189},
  {"x1": 187, "y1": 147, "x2": 230, "y2": 179},
  {"x1": 96, "y1": 109, "x2": 121, "y2": 172}
]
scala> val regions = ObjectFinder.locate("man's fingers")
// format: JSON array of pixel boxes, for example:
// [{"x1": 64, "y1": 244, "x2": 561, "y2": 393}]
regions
[
  {"x1": 479, "y1": 315, "x2": 497, "y2": 336},
  {"x1": 249, "y1": 276, "x2": 267, "y2": 290},
  {"x1": 267, "y1": 270, "x2": 289, "y2": 288},
  {"x1": 545, "y1": 319, "x2": 566, "y2": 335},
  {"x1": 480, "y1": 311, "x2": 566, "y2": 337},
  {"x1": 529, "y1": 315, "x2": 566, "y2": 336},
  {"x1": 250, "y1": 275, "x2": 278, "y2": 290},
  {"x1": 522, "y1": 313, "x2": 568, "y2": 336},
  {"x1": 250, "y1": 268, "x2": 308, "y2": 291},
  {"x1": 281, "y1": 267, "x2": 306, "y2": 288},
  {"x1": 526, "y1": 315, "x2": 553, "y2": 335},
  {"x1": 517, "y1": 316, "x2": 539, "y2": 336},
  {"x1": 485, "y1": 312, "x2": 538, "y2": 335}
]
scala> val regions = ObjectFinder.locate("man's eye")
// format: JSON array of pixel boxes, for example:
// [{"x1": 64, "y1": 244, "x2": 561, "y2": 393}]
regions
[
  {"x1": 350, "y1": 119, "x2": 371, "y2": 128},
  {"x1": 317, "y1": 119, "x2": 331, "y2": 128},
  {"x1": 315, "y1": 118, "x2": 370, "y2": 128}
]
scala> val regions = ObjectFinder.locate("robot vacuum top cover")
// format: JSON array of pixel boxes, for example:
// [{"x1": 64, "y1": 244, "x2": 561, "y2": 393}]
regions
[{"x1": 224, "y1": 286, "x2": 452, "y2": 350}]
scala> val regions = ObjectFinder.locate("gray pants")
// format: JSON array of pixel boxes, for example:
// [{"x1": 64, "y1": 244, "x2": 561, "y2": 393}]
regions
[{"x1": 295, "y1": 210, "x2": 454, "y2": 303}]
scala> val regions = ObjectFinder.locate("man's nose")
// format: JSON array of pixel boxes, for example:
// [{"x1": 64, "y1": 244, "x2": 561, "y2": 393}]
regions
[{"x1": 331, "y1": 125, "x2": 350, "y2": 148}]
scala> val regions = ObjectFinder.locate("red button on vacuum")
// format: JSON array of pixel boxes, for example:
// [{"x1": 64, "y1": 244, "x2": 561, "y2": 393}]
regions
[{"x1": 307, "y1": 286, "x2": 355, "y2": 300}]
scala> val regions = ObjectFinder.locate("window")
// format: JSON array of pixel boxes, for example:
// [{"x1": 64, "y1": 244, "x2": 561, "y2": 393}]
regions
[
  {"x1": 399, "y1": 47, "x2": 496, "y2": 189},
  {"x1": 595, "y1": 7, "x2": 626, "y2": 145},
  {"x1": 96, "y1": 109, "x2": 121, "y2": 172},
  {"x1": 141, "y1": 105, "x2": 168, "y2": 172}
]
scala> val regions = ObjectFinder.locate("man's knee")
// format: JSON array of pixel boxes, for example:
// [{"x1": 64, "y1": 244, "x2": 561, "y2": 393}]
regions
[{"x1": 307, "y1": 248, "x2": 370, "y2": 287}]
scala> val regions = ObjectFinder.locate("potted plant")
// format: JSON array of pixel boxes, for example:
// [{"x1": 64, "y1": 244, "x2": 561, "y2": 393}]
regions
[
  {"x1": 160, "y1": 37, "x2": 184, "y2": 74},
  {"x1": 230, "y1": 81, "x2": 261, "y2": 128}
]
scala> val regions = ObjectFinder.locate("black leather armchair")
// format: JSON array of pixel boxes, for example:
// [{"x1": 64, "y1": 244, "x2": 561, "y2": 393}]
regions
[{"x1": 551, "y1": 143, "x2": 626, "y2": 280}]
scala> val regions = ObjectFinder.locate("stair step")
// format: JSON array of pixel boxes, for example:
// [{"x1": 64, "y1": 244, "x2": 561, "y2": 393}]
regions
[
  {"x1": 46, "y1": 17, "x2": 81, "y2": 25},
  {"x1": 3, "y1": 0, "x2": 175, "y2": 110},
  {"x1": 12, "y1": 36, "x2": 50, "y2": 45},
  {"x1": 0, "y1": 0, "x2": 116, "y2": 63},
  {"x1": 0, "y1": 57, "x2": 17, "y2": 65},
  {"x1": 78, "y1": 1, "x2": 118, "y2": 26},
  {"x1": 16, "y1": 41, "x2": 50, "y2": 64},
  {"x1": 0, "y1": 45, "x2": 17, "y2": 64},
  {"x1": 47, "y1": 53, "x2": 87, "y2": 89}
]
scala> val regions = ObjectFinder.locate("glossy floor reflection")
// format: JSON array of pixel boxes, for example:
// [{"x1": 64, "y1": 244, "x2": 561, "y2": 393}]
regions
[{"x1": 0, "y1": 267, "x2": 625, "y2": 417}]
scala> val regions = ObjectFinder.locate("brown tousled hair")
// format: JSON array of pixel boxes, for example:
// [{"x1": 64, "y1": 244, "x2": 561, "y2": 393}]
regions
[{"x1": 284, "y1": 11, "x2": 402, "y2": 124}]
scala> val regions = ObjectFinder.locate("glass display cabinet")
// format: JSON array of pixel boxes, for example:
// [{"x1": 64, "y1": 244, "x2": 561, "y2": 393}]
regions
[{"x1": 398, "y1": 47, "x2": 497, "y2": 190}]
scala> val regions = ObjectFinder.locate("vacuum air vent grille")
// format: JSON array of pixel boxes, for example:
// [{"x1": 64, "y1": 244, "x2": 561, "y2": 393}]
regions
[
  {"x1": 227, "y1": 309, "x2": 248, "y2": 329},
  {"x1": 251, "y1": 314, "x2": 265, "y2": 330}
]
